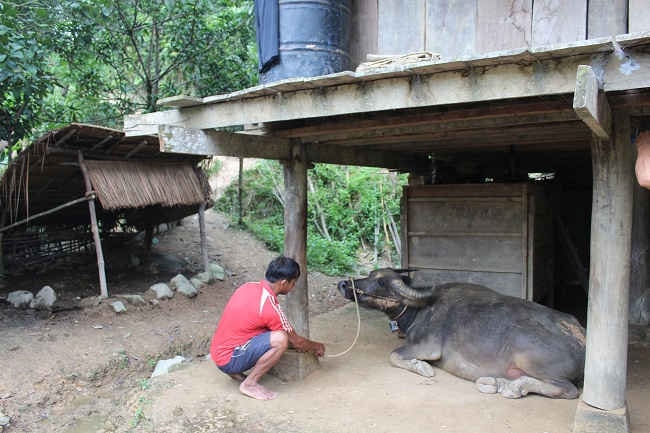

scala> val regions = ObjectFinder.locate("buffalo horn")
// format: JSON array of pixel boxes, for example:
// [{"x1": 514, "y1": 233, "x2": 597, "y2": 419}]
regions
[{"x1": 390, "y1": 277, "x2": 434, "y2": 303}]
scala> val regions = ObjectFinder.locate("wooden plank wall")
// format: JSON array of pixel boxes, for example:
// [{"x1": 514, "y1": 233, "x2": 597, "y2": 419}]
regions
[
  {"x1": 629, "y1": 0, "x2": 650, "y2": 34},
  {"x1": 532, "y1": 0, "x2": 587, "y2": 46},
  {"x1": 426, "y1": 0, "x2": 476, "y2": 58},
  {"x1": 353, "y1": 0, "x2": 643, "y2": 63},
  {"x1": 588, "y1": 0, "x2": 628, "y2": 38},
  {"x1": 377, "y1": 0, "x2": 425, "y2": 55},
  {"x1": 475, "y1": 0, "x2": 532, "y2": 54},
  {"x1": 350, "y1": 0, "x2": 377, "y2": 66}
]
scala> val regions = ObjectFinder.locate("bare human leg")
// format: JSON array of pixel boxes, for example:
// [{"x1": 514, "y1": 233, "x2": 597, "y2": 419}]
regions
[{"x1": 239, "y1": 331, "x2": 288, "y2": 400}]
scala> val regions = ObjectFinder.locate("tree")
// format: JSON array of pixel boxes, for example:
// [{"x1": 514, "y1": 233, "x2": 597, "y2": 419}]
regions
[
  {"x1": 53, "y1": 0, "x2": 257, "y2": 119},
  {"x1": 0, "y1": 1, "x2": 53, "y2": 155}
]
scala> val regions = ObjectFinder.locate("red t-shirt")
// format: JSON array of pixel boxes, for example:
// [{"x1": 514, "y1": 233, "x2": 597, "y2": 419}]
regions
[{"x1": 210, "y1": 280, "x2": 293, "y2": 366}]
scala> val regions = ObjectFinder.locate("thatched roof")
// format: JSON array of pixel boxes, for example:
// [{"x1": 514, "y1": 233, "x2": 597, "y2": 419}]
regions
[
  {"x1": 85, "y1": 160, "x2": 206, "y2": 210},
  {"x1": 0, "y1": 123, "x2": 209, "y2": 231}
]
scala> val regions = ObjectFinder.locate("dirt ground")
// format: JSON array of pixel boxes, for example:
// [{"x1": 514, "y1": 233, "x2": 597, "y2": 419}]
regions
[{"x1": 1, "y1": 204, "x2": 650, "y2": 432}]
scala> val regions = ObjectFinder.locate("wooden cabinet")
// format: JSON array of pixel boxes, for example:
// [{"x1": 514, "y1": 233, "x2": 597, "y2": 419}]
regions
[{"x1": 401, "y1": 183, "x2": 553, "y2": 302}]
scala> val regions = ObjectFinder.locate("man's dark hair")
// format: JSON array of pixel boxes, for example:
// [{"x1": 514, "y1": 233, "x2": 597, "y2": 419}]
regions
[{"x1": 265, "y1": 256, "x2": 300, "y2": 282}]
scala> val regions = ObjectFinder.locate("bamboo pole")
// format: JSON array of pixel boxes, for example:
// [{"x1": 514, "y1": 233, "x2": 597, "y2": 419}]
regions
[
  {"x1": 238, "y1": 157, "x2": 244, "y2": 226},
  {"x1": 0, "y1": 196, "x2": 91, "y2": 233},
  {"x1": 0, "y1": 209, "x2": 6, "y2": 277},
  {"x1": 78, "y1": 151, "x2": 108, "y2": 298},
  {"x1": 199, "y1": 201, "x2": 209, "y2": 272}
]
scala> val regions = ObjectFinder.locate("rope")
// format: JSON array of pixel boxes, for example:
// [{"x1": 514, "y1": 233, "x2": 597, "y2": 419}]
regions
[{"x1": 326, "y1": 278, "x2": 362, "y2": 358}]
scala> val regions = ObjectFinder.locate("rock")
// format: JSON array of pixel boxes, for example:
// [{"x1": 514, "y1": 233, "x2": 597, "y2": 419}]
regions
[
  {"x1": 208, "y1": 263, "x2": 226, "y2": 281},
  {"x1": 194, "y1": 272, "x2": 211, "y2": 284},
  {"x1": 115, "y1": 294, "x2": 146, "y2": 306},
  {"x1": 7, "y1": 291, "x2": 33, "y2": 309},
  {"x1": 149, "y1": 283, "x2": 173, "y2": 300},
  {"x1": 190, "y1": 278, "x2": 206, "y2": 289},
  {"x1": 30, "y1": 286, "x2": 57, "y2": 310},
  {"x1": 0, "y1": 410, "x2": 10, "y2": 427},
  {"x1": 80, "y1": 296, "x2": 102, "y2": 308},
  {"x1": 150, "y1": 253, "x2": 186, "y2": 274},
  {"x1": 110, "y1": 301, "x2": 126, "y2": 313},
  {"x1": 170, "y1": 274, "x2": 197, "y2": 298},
  {"x1": 151, "y1": 355, "x2": 186, "y2": 378}
]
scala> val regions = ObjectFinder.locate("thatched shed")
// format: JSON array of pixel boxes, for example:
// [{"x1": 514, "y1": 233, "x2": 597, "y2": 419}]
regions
[{"x1": 0, "y1": 123, "x2": 211, "y2": 295}]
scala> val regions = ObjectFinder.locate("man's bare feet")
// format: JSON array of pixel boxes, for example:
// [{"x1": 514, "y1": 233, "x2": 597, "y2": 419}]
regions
[
  {"x1": 228, "y1": 373, "x2": 247, "y2": 382},
  {"x1": 239, "y1": 381, "x2": 278, "y2": 400}
]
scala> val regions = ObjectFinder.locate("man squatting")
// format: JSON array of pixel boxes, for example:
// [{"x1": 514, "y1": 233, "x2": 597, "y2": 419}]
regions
[{"x1": 210, "y1": 256, "x2": 326, "y2": 400}]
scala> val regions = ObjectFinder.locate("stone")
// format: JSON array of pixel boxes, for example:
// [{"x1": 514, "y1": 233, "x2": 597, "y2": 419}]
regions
[
  {"x1": 110, "y1": 301, "x2": 126, "y2": 313},
  {"x1": 30, "y1": 286, "x2": 57, "y2": 310},
  {"x1": 0, "y1": 410, "x2": 10, "y2": 427},
  {"x1": 115, "y1": 294, "x2": 146, "y2": 306},
  {"x1": 149, "y1": 283, "x2": 173, "y2": 300},
  {"x1": 170, "y1": 274, "x2": 197, "y2": 298},
  {"x1": 190, "y1": 278, "x2": 206, "y2": 289},
  {"x1": 208, "y1": 263, "x2": 226, "y2": 281},
  {"x1": 269, "y1": 349, "x2": 319, "y2": 382},
  {"x1": 7, "y1": 291, "x2": 33, "y2": 309},
  {"x1": 80, "y1": 296, "x2": 102, "y2": 308},
  {"x1": 573, "y1": 400, "x2": 630, "y2": 433},
  {"x1": 194, "y1": 272, "x2": 211, "y2": 284},
  {"x1": 151, "y1": 356, "x2": 186, "y2": 378}
]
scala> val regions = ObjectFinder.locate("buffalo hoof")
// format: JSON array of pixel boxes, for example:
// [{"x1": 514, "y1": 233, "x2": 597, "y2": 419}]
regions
[
  {"x1": 476, "y1": 377, "x2": 499, "y2": 394},
  {"x1": 411, "y1": 359, "x2": 435, "y2": 377}
]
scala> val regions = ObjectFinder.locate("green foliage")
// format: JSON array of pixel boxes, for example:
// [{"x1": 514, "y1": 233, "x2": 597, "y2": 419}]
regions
[
  {"x1": 1, "y1": 0, "x2": 258, "y2": 146},
  {"x1": 215, "y1": 161, "x2": 407, "y2": 275},
  {"x1": 0, "y1": 1, "x2": 53, "y2": 152}
]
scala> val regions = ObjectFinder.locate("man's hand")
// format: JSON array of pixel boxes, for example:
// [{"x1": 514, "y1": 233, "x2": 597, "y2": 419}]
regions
[
  {"x1": 288, "y1": 332, "x2": 325, "y2": 357},
  {"x1": 310, "y1": 341, "x2": 325, "y2": 357}
]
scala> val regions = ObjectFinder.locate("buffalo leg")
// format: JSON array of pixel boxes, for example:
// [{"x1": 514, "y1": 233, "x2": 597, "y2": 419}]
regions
[
  {"x1": 475, "y1": 376, "x2": 579, "y2": 399},
  {"x1": 389, "y1": 345, "x2": 435, "y2": 377}
]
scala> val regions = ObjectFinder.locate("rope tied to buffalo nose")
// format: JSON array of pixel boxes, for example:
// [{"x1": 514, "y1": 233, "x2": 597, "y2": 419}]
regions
[{"x1": 326, "y1": 277, "x2": 361, "y2": 358}]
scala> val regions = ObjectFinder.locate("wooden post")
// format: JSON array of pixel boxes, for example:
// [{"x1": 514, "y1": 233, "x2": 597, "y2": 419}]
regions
[
  {"x1": 630, "y1": 180, "x2": 649, "y2": 323},
  {"x1": 144, "y1": 226, "x2": 154, "y2": 253},
  {"x1": 78, "y1": 151, "x2": 108, "y2": 298},
  {"x1": 0, "y1": 209, "x2": 7, "y2": 277},
  {"x1": 199, "y1": 201, "x2": 209, "y2": 272},
  {"x1": 272, "y1": 141, "x2": 320, "y2": 381},
  {"x1": 283, "y1": 142, "x2": 309, "y2": 337},
  {"x1": 575, "y1": 112, "x2": 633, "y2": 433},
  {"x1": 238, "y1": 157, "x2": 244, "y2": 226}
]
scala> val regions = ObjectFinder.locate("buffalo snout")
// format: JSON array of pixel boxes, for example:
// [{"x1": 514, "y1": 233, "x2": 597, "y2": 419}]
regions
[{"x1": 337, "y1": 280, "x2": 354, "y2": 300}]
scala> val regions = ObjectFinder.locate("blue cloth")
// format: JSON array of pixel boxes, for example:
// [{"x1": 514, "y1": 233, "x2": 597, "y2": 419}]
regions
[{"x1": 254, "y1": 0, "x2": 279, "y2": 73}]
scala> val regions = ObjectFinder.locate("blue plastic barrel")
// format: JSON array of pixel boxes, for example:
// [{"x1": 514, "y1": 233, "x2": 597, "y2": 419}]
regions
[{"x1": 260, "y1": 0, "x2": 351, "y2": 83}]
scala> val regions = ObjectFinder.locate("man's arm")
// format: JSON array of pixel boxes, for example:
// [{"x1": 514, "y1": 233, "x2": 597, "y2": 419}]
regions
[{"x1": 287, "y1": 331, "x2": 325, "y2": 357}]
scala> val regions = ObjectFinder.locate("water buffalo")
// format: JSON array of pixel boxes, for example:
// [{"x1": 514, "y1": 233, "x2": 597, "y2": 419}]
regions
[{"x1": 337, "y1": 269, "x2": 586, "y2": 399}]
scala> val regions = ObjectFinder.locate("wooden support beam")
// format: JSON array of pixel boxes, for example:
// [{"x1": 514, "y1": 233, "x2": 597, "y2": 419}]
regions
[
  {"x1": 125, "y1": 53, "x2": 596, "y2": 136},
  {"x1": 91, "y1": 134, "x2": 118, "y2": 151},
  {"x1": 125, "y1": 48, "x2": 650, "y2": 137},
  {"x1": 573, "y1": 65, "x2": 612, "y2": 139},
  {"x1": 125, "y1": 140, "x2": 148, "y2": 159},
  {"x1": 0, "y1": 195, "x2": 91, "y2": 233},
  {"x1": 283, "y1": 142, "x2": 309, "y2": 337},
  {"x1": 158, "y1": 95, "x2": 203, "y2": 108},
  {"x1": 580, "y1": 112, "x2": 633, "y2": 416},
  {"x1": 78, "y1": 152, "x2": 108, "y2": 298},
  {"x1": 157, "y1": 125, "x2": 424, "y2": 170},
  {"x1": 198, "y1": 202, "x2": 209, "y2": 272},
  {"x1": 159, "y1": 124, "x2": 292, "y2": 159},
  {"x1": 52, "y1": 128, "x2": 78, "y2": 147}
]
